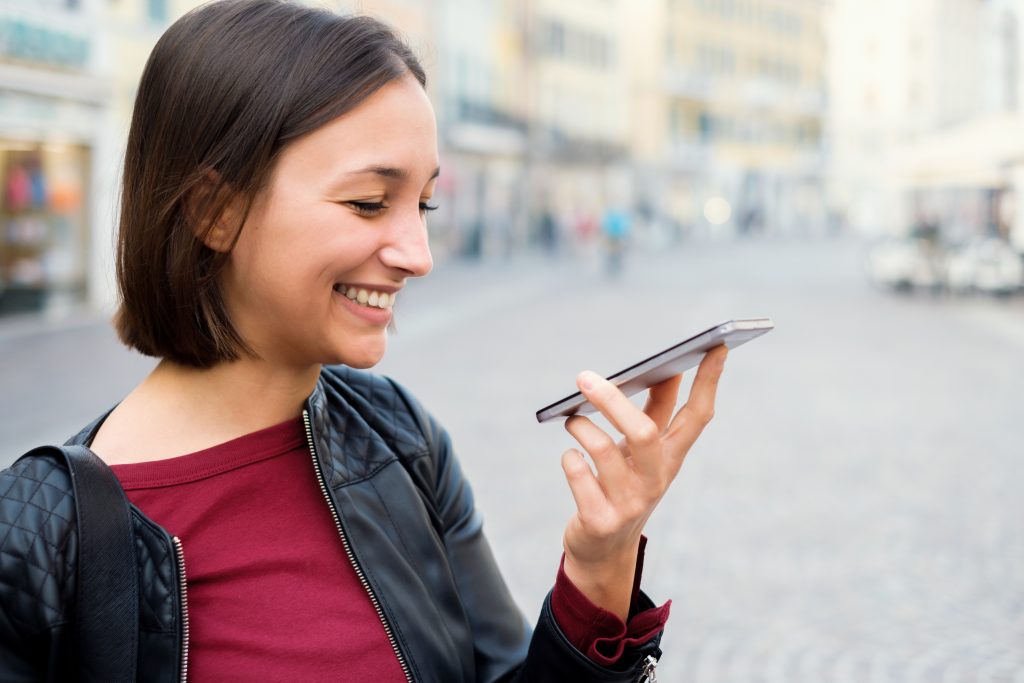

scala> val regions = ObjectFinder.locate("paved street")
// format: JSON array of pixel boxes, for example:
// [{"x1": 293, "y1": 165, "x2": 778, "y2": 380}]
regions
[{"x1": 2, "y1": 238, "x2": 1023, "y2": 681}]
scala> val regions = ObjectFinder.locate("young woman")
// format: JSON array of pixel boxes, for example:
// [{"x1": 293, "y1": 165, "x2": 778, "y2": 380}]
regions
[{"x1": 0, "y1": 1, "x2": 726, "y2": 680}]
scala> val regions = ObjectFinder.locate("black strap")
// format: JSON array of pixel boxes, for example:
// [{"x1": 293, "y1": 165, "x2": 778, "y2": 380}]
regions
[{"x1": 22, "y1": 445, "x2": 139, "y2": 682}]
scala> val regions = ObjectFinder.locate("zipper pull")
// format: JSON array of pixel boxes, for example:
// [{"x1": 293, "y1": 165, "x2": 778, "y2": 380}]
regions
[{"x1": 639, "y1": 654, "x2": 658, "y2": 683}]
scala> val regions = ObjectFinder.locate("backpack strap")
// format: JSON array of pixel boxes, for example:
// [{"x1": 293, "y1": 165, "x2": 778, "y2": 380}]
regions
[{"x1": 21, "y1": 445, "x2": 139, "y2": 681}]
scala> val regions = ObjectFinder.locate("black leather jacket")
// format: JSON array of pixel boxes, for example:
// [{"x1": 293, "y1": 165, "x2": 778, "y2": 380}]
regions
[{"x1": 0, "y1": 366, "x2": 662, "y2": 682}]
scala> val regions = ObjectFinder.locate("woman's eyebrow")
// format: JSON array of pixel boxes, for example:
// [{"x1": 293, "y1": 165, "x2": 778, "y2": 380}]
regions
[{"x1": 344, "y1": 164, "x2": 441, "y2": 181}]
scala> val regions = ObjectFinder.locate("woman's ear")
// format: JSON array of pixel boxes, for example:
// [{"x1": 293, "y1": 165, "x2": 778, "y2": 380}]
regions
[{"x1": 187, "y1": 170, "x2": 242, "y2": 253}]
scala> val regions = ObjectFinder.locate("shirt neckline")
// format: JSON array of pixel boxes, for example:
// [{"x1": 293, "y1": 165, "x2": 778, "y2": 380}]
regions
[{"x1": 109, "y1": 417, "x2": 307, "y2": 490}]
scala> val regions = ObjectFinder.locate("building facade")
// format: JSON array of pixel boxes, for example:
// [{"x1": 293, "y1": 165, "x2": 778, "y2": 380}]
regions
[
  {"x1": 520, "y1": 0, "x2": 629, "y2": 252},
  {"x1": 0, "y1": 0, "x2": 206, "y2": 319},
  {"x1": 643, "y1": 0, "x2": 828, "y2": 241},
  {"x1": 825, "y1": 0, "x2": 1005, "y2": 239},
  {"x1": 0, "y1": 0, "x2": 110, "y2": 317},
  {"x1": 431, "y1": 0, "x2": 528, "y2": 259}
]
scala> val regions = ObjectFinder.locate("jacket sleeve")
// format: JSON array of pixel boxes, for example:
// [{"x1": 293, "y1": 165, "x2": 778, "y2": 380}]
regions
[
  {"x1": 390, "y1": 381, "x2": 663, "y2": 683},
  {"x1": 0, "y1": 457, "x2": 77, "y2": 683}
]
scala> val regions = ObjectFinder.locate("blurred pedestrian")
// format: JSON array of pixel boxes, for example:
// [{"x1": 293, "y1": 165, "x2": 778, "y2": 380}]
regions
[
  {"x1": 573, "y1": 208, "x2": 598, "y2": 243},
  {"x1": 602, "y1": 206, "x2": 632, "y2": 277},
  {"x1": 0, "y1": 1, "x2": 727, "y2": 681},
  {"x1": 538, "y1": 206, "x2": 559, "y2": 255}
]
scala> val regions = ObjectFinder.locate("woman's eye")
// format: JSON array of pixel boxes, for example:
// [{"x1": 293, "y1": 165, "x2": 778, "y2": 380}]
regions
[
  {"x1": 347, "y1": 201, "x2": 387, "y2": 216},
  {"x1": 420, "y1": 202, "x2": 439, "y2": 213}
]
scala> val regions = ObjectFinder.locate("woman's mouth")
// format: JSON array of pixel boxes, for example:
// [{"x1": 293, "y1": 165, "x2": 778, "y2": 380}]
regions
[{"x1": 333, "y1": 284, "x2": 395, "y2": 309}]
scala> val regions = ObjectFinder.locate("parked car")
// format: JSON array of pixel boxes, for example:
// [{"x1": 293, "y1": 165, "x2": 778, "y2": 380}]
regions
[
  {"x1": 866, "y1": 238, "x2": 945, "y2": 291},
  {"x1": 945, "y1": 238, "x2": 1024, "y2": 295}
]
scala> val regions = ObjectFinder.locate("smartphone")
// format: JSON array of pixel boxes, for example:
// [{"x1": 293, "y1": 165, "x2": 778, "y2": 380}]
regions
[{"x1": 535, "y1": 318, "x2": 774, "y2": 423}]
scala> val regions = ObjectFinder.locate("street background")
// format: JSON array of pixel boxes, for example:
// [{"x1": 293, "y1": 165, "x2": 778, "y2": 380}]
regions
[{"x1": 3, "y1": 0, "x2": 1024, "y2": 680}]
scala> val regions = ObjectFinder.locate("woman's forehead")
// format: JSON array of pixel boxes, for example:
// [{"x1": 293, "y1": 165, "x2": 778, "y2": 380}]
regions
[{"x1": 282, "y1": 80, "x2": 437, "y2": 175}]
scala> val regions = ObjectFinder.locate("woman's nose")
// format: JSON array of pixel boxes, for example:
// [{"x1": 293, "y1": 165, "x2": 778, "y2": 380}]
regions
[{"x1": 380, "y1": 209, "x2": 433, "y2": 277}]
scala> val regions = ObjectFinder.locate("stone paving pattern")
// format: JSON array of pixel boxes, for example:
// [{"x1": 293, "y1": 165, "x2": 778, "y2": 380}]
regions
[{"x1": 2, "y1": 238, "x2": 1022, "y2": 681}]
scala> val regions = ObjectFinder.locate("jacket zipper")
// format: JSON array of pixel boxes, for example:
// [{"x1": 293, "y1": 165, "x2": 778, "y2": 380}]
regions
[
  {"x1": 639, "y1": 654, "x2": 659, "y2": 682},
  {"x1": 302, "y1": 410, "x2": 413, "y2": 683},
  {"x1": 172, "y1": 536, "x2": 191, "y2": 683}
]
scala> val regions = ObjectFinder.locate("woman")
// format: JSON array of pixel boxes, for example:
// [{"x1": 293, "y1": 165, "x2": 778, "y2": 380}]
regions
[{"x1": 0, "y1": 1, "x2": 726, "y2": 680}]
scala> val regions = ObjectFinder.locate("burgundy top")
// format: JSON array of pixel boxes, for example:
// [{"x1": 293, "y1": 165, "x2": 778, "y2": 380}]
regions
[{"x1": 110, "y1": 418, "x2": 669, "y2": 679}]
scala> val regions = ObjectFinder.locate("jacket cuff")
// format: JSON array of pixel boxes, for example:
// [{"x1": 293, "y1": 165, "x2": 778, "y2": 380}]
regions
[
  {"x1": 550, "y1": 536, "x2": 670, "y2": 667},
  {"x1": 519, "y1": 590, "x2": 664, "y2": 682}
]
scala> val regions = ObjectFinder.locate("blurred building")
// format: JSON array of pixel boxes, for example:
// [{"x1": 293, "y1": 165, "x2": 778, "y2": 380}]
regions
[
  {"x1": 0, "y1": 0, "x2": 204, "y2": 319},
  {"x1": 0, "y1": 0, "x2": 109, "y2": 317},
  {"x1": 632, "y1": 0, "x2": 828, "y2": 242},
  {"x1": 431, "y1": 0, "x2": 528, "y2": 259},
  {"x1": 520, "y1": 0, "x2": 630, "y2": 254},
  {"x1": 827, "y1": 0, "x2": 1024, "y2": 249}
]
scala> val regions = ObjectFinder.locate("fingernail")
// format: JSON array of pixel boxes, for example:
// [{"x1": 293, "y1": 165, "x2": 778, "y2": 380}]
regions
[{"x1": 578, "y1": 371, "x2": 597, "y2": 391}]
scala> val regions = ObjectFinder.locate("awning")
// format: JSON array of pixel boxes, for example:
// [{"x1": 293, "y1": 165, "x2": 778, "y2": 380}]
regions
[{"x1": 891, "y1": 113, "x2": 1024, "y2": 188}]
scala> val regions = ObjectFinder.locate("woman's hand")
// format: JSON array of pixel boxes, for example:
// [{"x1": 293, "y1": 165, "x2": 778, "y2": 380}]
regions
[{"x1": 560, "y1": 345, "x2": 727, "y2": 621}]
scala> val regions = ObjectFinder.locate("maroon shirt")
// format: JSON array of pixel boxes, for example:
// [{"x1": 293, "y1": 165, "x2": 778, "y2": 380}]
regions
[{"x1": 110, "y1": 417, "x2": 668, "y2": 679}]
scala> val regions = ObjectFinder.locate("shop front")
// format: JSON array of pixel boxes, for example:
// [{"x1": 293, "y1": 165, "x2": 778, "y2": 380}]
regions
[
  {"x1": 0, "y1": 13, "x2": 107, "y2": 318},
  {"x1": 0, "y1": 138, "x2": 90, "y2": 315}
]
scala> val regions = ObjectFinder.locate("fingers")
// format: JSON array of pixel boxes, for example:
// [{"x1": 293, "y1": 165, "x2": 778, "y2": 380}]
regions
[
  {"x1": 642, "y1": 373, "x2": 683, "y2": 430},
  {"x1": 574, "y1": 371, "x2": 665, "y2": 478},
  {"x1": 565, "y1": 415, "x2": 631, "y2": 484},
  {"x1": 560, "y1": 448, "x2": 608, "y2": 514},
  {"x1": 665, "y1": 344, "x2": 727, "y2": 458},
  {"x1": 570, "y1": 345, "x2": 726, "y2": 484},
  {"x1": 575, "y1": 371, "x2": 649, "y2": 438}
]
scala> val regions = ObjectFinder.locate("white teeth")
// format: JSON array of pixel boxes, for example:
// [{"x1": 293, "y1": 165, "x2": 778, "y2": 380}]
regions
[{"x1": 337, "y1": 285, "x2": 394, "y2": 309}]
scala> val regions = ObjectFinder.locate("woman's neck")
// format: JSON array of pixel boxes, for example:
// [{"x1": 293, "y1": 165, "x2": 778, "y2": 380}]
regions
[{"x1": 89, "y1": 357, "x2": 322, "y2": 465}]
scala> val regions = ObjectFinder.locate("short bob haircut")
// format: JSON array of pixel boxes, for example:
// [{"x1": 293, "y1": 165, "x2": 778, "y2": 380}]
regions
[{"x1": 114, "y1": 0, "x2": 426, "y2": 368}]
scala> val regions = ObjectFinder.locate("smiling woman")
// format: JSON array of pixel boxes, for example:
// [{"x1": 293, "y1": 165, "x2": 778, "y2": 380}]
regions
[{"x1": 0, "y1": 1, "x2": 725, "y2": 681}]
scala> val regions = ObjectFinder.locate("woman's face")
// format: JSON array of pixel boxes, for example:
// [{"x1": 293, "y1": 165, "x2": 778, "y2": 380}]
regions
[{"x1": 220, "y1": 74, "x2": 437, "y2": 370}]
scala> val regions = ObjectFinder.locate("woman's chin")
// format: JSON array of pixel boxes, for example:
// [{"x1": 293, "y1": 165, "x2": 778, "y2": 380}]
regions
[
  {"x1": 341, "y1": 356, "x2": 382, "y2": 370},
  {"x1": 326, "y1": 339, "x2": 387, "y2": 369}
]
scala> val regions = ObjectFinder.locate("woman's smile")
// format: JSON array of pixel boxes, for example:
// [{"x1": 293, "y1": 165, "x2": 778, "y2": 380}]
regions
[{"x1": 332, "y1": 283, "x2": 397, "y2": 325}]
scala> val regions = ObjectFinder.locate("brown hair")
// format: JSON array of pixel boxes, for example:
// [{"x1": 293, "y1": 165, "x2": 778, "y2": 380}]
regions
[{"x1": 114, "y1": 0, "x2": 426, "y2": 367}]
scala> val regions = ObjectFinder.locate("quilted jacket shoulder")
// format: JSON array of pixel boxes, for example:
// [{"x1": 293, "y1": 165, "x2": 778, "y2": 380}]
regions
[
  {"x1": 314, "y1": 366, "x2": 458, "y2": 534},
  {"x1": 0, "y1": 452, "x2": 78, "y2": 677},
  {"x1": 308, "y1": 365, "x2": 432, "y2": 485}
]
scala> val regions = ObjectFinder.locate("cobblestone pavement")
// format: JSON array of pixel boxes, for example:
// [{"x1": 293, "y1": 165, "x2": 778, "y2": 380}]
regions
[{"x1": 2, "y1": 238, "x2": 1022, "y2": 681}]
